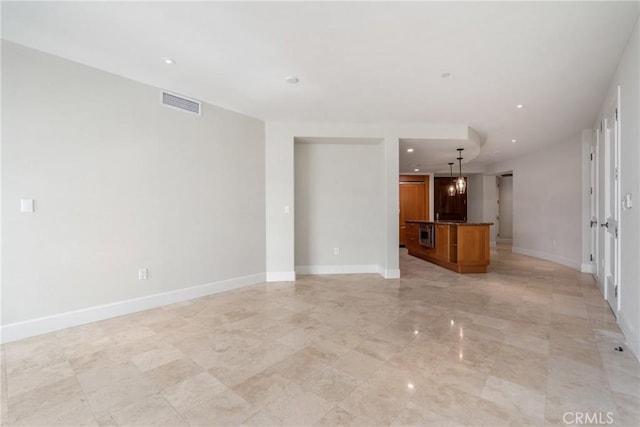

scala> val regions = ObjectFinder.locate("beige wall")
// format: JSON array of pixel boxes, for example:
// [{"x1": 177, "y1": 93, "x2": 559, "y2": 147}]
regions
[
  {"x1": 1, "y1": 41, "x2": 266, "y2": 327},
  {"x1": 265, "y1": 122, "x2": 474, "y2": 280},
  {"x1": 498, "y1": 176, "x2": 513, "y2": 239},
  {"x1": 466, "y1": 174, "x2": 484, "y2": 224},
  {"x1": 294, "y1": 140, "x2": 384, "y2": 272},
  {"x1": 488, "y1": 135, "x2": 583, "y2": 270},
  {"x1": 595, "y1": 18, "x2": 640, "y2": 358}
]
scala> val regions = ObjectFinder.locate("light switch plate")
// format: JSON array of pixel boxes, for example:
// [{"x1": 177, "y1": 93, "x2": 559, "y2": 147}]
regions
[{"x1": 20, "y1": 199, "x2": 34, "y2": 213}]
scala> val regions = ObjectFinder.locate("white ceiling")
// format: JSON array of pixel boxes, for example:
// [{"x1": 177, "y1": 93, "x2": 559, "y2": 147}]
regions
[
  {"x1": 399, "y1": 137, "x2": 479, "y2": 174},
  {"x1": 2, "y1": 1, "x2": 639, "y2": 168}
]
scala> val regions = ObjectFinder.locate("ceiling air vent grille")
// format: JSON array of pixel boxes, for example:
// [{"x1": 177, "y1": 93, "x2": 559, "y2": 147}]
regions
[{"x1": 160, "y1": 90, "x2": 201, "y2": 116}]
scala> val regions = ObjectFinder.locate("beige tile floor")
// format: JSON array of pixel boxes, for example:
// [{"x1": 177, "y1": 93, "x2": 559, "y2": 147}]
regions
[{"x1": 1, "y1": 245, "x2": 639, "y2": 426}]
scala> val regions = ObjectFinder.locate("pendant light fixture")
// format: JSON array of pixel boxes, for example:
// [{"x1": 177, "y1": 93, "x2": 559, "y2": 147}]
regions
[
  {"x1": 447, "y1": 162, "x2": 456, "y2": 196},
  {"x1": 455, "y1": 148, "x2": 466, "y2": 195}
]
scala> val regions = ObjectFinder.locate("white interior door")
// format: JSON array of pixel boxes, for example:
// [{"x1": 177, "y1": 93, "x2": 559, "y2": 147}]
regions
[
  {"x1": 603, "y1": 96, "x2": 620, "y2": 315},
  {"x1": 590, "y1": 136, "x2": 600, "y2": 286},
  {"x1": 597, "y1": 122, "x2": 607, "y2": 296}
]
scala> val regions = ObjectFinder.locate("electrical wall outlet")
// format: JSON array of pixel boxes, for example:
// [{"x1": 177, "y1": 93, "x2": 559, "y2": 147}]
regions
[
  {"x1": 334, "y1": 247, "x2": 340, "y2": 256},
  {"x1": 138, "y1": 268, "x2": 148, "y2": 280}
]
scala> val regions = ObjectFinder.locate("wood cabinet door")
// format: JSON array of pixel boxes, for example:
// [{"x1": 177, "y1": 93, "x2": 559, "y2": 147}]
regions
[
  {"x1": 434, "y1": 177, "x2": 467, "y2": 222},
  {"x1": 457, "y1": 226, "x2": 490, "y2": 265},
  {"x1": 435, "y1": 224, "x2": 450, "y2": 261},
  {"x1": 405, "y1": 228, "x2": 419, "y2": 252},
  {"x1": 399, "y1": 179, "x2": 427, "y2": 246}
]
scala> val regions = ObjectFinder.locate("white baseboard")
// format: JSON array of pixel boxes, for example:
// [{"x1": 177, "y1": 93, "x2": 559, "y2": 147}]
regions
[
  {"x1": 296, "y1": 264, "x2": 379, "y2": 275},
  {"x1": 618, "y1": 310, "x2": 640, "y2": 362},
  {"x1": 581, "y1": 263, "x2": 593, "y2": 274},
  {"x1": 0, "y1": 273, "x2": 265, "y2": 344},
  {"x1": 382, "y1": 268, "x2": 401, "y2": 279},
  {"x1": 511, "y1": 246, "x2": 581, "y2": 271},
  {"x1": 297, "y1": 264, "x2": 399, "y2": 279},
  {"x1": 266, "y1": 271, "x2": 296, "y2": 282}
]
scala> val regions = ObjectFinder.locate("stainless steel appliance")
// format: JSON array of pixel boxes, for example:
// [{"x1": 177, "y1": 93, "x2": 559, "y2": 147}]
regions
[{"x1": 419, "y1": 223, "x2": 435, "y2": 248}]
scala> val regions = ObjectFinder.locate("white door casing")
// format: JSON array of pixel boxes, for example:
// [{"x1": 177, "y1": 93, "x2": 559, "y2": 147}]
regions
[{"x1": 603, "y1": 90, "x2": 621, "y2": 315}]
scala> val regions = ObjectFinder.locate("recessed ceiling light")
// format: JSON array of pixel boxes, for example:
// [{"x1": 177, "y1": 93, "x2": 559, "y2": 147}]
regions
[
  {"x1": 285, "y1": 76, "x2": 299, "y2": 84},
  {"x1": 162, "y1": 57, "x2": 175, "y2": 65},
  {"x1": 511, "y1": 139, "x2": 516, "y2": 143},
  {"x1": 407, "y1": 148, "x2": 414, "y2": 153},
  {"x1": 414, "y1": 168, "x2": 419, "y2": 172},
  {"x1": 516, "y1": 104, "x2": 524, "y2": 109}
]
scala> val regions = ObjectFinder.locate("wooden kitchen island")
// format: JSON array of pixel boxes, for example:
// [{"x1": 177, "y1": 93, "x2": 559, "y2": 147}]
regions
[{"x1": 405, "y1": 220, "x2": 492, "y2": 274}]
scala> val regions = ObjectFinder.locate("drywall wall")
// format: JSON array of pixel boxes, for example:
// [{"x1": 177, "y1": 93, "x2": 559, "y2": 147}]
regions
[
  {"x1": 294, "y1": 139, "x2": 384, "y2": 273},
  {"x1": 266, "y1": 122, "x2": 475, "y2": 280},
  {"x1": 595, "y1": 18, "x2": 639, "y2": 359},
  {"x1": 464, "y1": 174, "x2": 498, "y2": 244},
  {"x1": 488, "y1": 135, "x2": 583, "y2": 270},
  {"x1": 1, "y1": 42, "x2": 266, "y2": 334},
  {"x1": 580, "y1": 129, "x2": 593, "y2": 275},
  {"x1": 482, "y1": 176, "x2": 499, "y2": 245},
  {"x1": 498, "y1": 176, "x2": 513, "y2": 239},
  {"x1": 466, "y1": 174, "x2": 484, "y2": 223}
]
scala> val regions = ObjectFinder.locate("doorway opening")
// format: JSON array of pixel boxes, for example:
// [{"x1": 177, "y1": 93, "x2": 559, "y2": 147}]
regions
[{"x1": 497, "y1": 174, "x2": 513, "y2": 242}]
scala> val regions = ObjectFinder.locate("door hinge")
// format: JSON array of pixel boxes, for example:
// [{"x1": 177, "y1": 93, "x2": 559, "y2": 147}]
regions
[
  {"x1": 590, "y1": 153, "x2": 593, "y2": 161},
  {"x1": 615, "y1": 167, "x2": 619, "y2": 180},
  {"x1": 600, "y1": 121, "x2": 603, "y2": 132},
  {"x1": 615, "y1": 285, "x2": 618, "y2": 298},
  {"x1": 590, "y1": 254, "x2": 593, "y2": 262},
  {"x1": 590, "y1": 186, "x2": 593, "y2": 195},
  {"x1": 615, "y1": 226, "x2": 618, "y2": 239},
  {"x1": 615, "y1": 109, "x2": 618, "y2": 121}
]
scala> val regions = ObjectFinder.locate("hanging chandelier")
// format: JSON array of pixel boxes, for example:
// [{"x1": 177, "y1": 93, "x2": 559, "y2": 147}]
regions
[
  {"x1": 455, "y1": 148, "x2": 466, "y2": 195},
  {"x1": 447, "y1": 162, "x2": 456, "y2": 196}
]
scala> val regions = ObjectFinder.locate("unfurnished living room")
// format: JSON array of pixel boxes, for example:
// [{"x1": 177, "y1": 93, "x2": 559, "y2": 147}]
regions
[{"x1": 1, "y1": 1, "x2": 640, "y2": 426}]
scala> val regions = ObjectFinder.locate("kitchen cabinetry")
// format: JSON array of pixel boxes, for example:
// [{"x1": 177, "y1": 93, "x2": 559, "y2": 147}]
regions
[
  {"x1": 399, "y1": 175, "x2": 429, "y2": 246},
  {"x1": 405, "y1": 220, "x2": 491, "y2": 273}
]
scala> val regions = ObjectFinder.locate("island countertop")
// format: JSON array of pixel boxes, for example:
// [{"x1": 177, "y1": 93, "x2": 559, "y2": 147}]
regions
[{"x1": 405, "y1": 220, "x2": 494, "y2": 226}]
